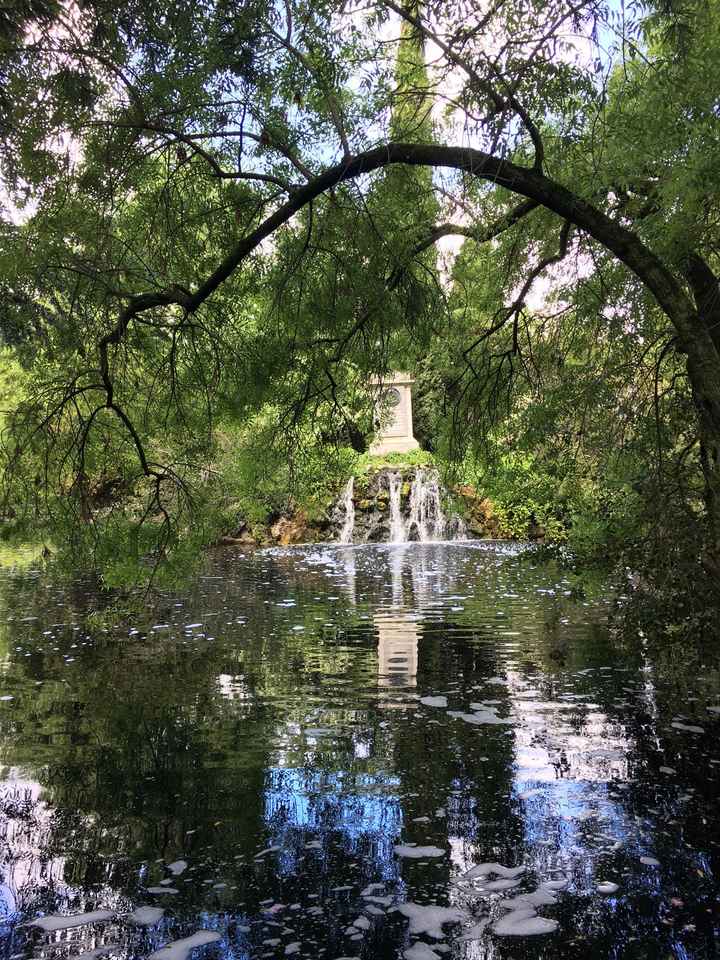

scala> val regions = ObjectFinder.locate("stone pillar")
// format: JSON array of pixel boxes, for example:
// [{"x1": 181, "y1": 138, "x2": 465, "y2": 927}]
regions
[{"x1": 369, "y1": 371, "x2": 420, "y2": 455}]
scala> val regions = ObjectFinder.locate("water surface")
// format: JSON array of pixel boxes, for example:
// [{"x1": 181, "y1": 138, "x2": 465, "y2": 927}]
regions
[{"x1": 0, "y1": 542, "x2": 719, "y2": 959}]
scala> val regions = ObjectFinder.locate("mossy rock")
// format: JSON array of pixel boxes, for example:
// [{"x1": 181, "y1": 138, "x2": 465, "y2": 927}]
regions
[{"x1": 358, "y1": 499, "x2": 374, "y2": 511}]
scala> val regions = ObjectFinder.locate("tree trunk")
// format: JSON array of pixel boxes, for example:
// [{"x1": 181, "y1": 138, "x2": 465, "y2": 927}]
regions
[{"x1": 684, "y1": 330, "x2": 720, "y2": 579}]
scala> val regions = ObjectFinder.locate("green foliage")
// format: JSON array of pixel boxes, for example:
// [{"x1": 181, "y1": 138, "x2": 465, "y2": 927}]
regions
[
  {"x1": 475, "y1": 451, "x2": 569, "y2": 542},
  {"x1": 1, "y1": 0, "x2": 719, "y2": 594},
  {"x1": 353, "y1": 448, "x2": 433, "y2": 475},
  {"x1": 218, "y1": 415, "x2": 358, "y2": 529}
]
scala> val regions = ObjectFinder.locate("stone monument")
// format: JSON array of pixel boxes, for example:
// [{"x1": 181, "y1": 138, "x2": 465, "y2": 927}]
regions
[{"x1": 369, "y1": 371, "x2": 420, "y2": 456}]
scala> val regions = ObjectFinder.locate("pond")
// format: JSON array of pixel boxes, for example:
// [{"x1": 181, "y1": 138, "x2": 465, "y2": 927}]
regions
[{"x1": 0, "y1": 542, "x2": 719, "y2": 960}]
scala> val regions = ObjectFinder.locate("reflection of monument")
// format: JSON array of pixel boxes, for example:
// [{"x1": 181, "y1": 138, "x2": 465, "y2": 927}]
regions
[
  {"x1": 370, "y1": 372, "x2": 420, "y2": 455},
  {"x1": 375, "y1": 612, "x2": 418, "y2": 687}
]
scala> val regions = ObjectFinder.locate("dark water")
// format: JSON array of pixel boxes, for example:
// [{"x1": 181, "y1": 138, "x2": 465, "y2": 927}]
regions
[{"x1": 0, "y1": 542, "x2": 719, "y2": 960}]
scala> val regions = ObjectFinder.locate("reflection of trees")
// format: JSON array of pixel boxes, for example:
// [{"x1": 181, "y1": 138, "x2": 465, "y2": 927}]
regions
[
  {"x1": 0, "y1": 780, "x2": 68, "y2": 919},
  {"x1": 0, "y1": 547, "x2": 403, "y2": 909},
  {"x1": 0, "y1": 636, "x2": 274, "y2": 884},
  {"x1": 2, "y1": 542, "x2": 718, "y2": 957}
]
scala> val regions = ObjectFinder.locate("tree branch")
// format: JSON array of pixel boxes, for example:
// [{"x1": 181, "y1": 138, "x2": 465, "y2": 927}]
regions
[
  {"x1": 382, "y1": 0, "x2": 545, "y2": 170},
  {"x1": 99, "y1": 141, "x2": 699, "y2": 369},
  {"x1": 684, "y1": 252, "x2": 720, "y2": 353},
  {"x1": 409, "y1": 198, "x2": 539, "y2": 258},
  {"x1": 98, "y1": 120, "x2": 299, "y2": 192},
  {"x1": 266, "y1": 26, "x2": 352, "y2": 162}
]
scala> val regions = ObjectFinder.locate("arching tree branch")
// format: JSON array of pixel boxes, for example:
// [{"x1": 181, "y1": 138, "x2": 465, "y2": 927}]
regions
[{"x1": 105, "y1": 142, "x2": 698, "y2": 348}]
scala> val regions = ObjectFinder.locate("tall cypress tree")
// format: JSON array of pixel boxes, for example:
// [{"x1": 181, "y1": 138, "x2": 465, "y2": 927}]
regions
[
  {"x1": 376, "y1": 1, "x2": 439, "y2": 364},
  {"x1": 390, "y1": 1, "x2": 434, "y2": 144}
]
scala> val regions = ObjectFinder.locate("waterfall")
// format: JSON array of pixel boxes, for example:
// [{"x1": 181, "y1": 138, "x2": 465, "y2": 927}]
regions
[
  {"x1": 333, "y1": 467, "x2": 469, "y2": 544},
  {"x1": 406, "y1": 468, "x2": 446, "y2": 542},
  {"x1": 388, "y1": 472, "x2": 406, "y2": 543},
  {"x1": 448, "y1": 514, "x2": 468, "y2": 541},
  {"x1": 338, "y1": 477, "x2": 355, "y2": 544}
]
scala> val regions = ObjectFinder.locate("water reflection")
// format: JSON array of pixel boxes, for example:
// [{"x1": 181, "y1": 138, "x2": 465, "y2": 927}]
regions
[
  {"x1": 0, "y1": 775, "x2": 66, "y2": 917},
  {"x1": 376, "y1": 614, "x2": 418, "y2": 688},
  {"x1": 0, "y1": 544, "x2": 717, "y2": 959}
]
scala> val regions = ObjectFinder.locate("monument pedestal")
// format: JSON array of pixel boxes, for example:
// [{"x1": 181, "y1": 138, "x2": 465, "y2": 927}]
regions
[{"x1": 369, "y1": 372, "x2": 420, "y2": 456}]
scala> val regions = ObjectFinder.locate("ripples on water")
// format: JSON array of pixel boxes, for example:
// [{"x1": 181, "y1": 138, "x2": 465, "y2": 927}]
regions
[{"x1": 0, "y1": 542, "x2": 719, "y2": 959}]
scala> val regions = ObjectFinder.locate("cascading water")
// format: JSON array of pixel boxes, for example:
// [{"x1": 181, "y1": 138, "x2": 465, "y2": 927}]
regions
[
  {"x1": 406, "y1": 468, "x2": 446, "y2": 542},
  {"x1": 447, "y1": 514, "x2": 468, "y2": 541},
  {"x1": 333, "y1": 467, "x2": 468, "y2": 544},
  {"x1": 388, "y1": 472, "x2": 405, "y2": 544},
  {"x1": 338, "y1": 477, "x2": 355, "y2": 544}
]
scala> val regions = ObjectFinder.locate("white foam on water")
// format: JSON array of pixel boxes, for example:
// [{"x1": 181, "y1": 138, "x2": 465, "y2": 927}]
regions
[
  {"x1": 254, "y1": 845, "x2": 281, "y2": 858},
  {"x1": 168, "y1": 860, "x2": 188, "y2": 875},
  {"x1": 462, "y1": 863, "x2": 525, "y2": 880},
  {"x1": 493, "y1": 907, "x2": 559, "y2": 937},
  {"x1": 395, "y1": 903, "x2": 464, "y2": 939},
  {"x1": 597, "y1": 882, "x2": 619, "y2": 894},
  {"x1": 149, "y1": 931, "x2": 221, "y2": 960},
  {"x1": 403, "y1": 944, "x2": 442, "y2": 960},
  {"x1": 147, "y1": 887, "x2": 179, "y2": 895},
  {"x1": 671, "y1": 722, "x2": 705, "y2": 734},
  {"x1": 284, "y1": 944, "x2": 301, "y2": 955},
  {"x1": 542, "y1": 878, "x2": 569, "y2": 890},
  {"x1": 640, "y1": 856, "x2": 660, "y2": 866},
  {"x1": 394, "y1": 844, "x2": 445, "y2": 859},
  {"x1": 27, "y1": 910, "x2": 115, "y2": 931},
  {"x1": 518, "y1": 788, "x2": 543, "y2": 800},
  {"x1": 361, "y1": 883, "x2": 385, "y2": 896},
  {"x1": 128, "y1": 906, "x2": 165, "y2": 926},
  {"x1": 448, "y1": 711, "x2": 511, "y2": 726},
  {"x1": 481, "y1": 878, "x2": 521, "y2": 892},
  {"x1": 420, "y1": 696, "x2": 448, "y2": 708},
  {"x1": 499, "y1": 886, "x2": 557, "y2": 908},
  {"x1": 457, "y1": 919, "x2": 491, "y2": 941}
]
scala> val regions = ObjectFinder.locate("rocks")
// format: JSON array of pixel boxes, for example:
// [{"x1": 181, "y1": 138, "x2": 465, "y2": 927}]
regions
[
  {"x1": 218, "y1": 532, "x2": 255, "y2": 546},
  {"x1": 452, "y1": 486, "x2": 502, "y2": 538},
  {"x1": 220, "y1": 461, "x2": 506, "y2": 548},
  {"x1": 332, "y1": 468, "x2": 414, "y2": 543},
  {"x1": 270, "y1": 512, "x2": 310, "y2": 545}
]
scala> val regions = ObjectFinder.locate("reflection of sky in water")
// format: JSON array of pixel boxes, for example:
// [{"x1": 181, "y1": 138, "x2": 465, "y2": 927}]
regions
[
  {"x1": 0, "y1": 774, "x2": 67, "y2": 919},
  {"x1": 506, "y1": 667, "x2": 638, "y2": 855},
  {"x1": 264, "y1": 768, "x2": 403, "y2": 880}
]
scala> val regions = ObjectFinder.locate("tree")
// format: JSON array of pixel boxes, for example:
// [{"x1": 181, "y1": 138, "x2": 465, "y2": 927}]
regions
[{"x1": 2, "y1": 0, "x2": 720, "y2": 578}]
